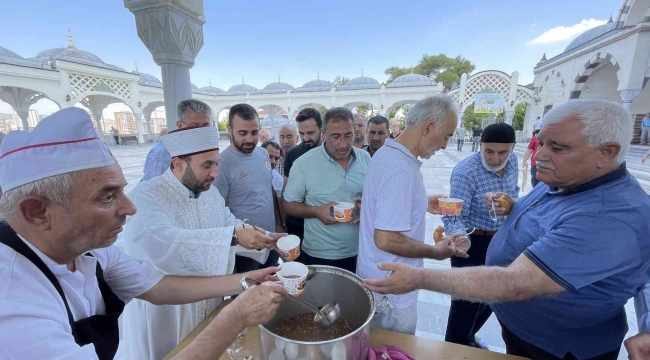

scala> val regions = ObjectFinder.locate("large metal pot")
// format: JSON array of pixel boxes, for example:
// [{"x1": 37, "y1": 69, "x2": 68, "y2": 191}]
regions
[{"x1": 258, "y1": 265, "x2": 388, "y2": 360}]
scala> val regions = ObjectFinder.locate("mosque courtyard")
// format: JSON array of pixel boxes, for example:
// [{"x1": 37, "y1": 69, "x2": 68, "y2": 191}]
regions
[{"x1": 111, "y1": 139, "x2": 650, "y2": 359}]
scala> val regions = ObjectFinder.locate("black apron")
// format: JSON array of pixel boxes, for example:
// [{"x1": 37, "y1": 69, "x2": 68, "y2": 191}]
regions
[{"x1": 0, "y1": 224, "x2": 124, "y2": 360}]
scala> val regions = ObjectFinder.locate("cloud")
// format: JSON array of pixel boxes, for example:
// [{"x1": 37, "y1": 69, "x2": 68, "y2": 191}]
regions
[{"x1": 527, "y1": 18, "x2": 607, "y2": 45}]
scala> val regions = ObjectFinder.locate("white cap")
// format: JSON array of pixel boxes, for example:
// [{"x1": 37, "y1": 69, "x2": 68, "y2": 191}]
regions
[
  {"x1": 0, "y1": 108, "x2": 116, "y2": 192},
  {"x1": 161, "y1": 126, "x2": 220, "y2": 157}
]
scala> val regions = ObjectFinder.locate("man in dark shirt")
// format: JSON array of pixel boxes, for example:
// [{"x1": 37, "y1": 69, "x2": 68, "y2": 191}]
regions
[
  {"x1": 471, "y1": 125, "x2": 483, "y2": 152},
  {"x1": 282, "y1": 108, "x2": 323, "y2": 239}
]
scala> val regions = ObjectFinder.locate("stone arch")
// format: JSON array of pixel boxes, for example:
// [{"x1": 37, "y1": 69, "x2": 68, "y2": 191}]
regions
[
  {"x1": 462, "y1": 70, "x2": 512, "y2": 111},
  {"x1": 513, "y1": 88, "x2": 534, "y2": 108},
  {"x1": 385, "y1": 99, "x2": 419, "y2": 118},
  {"x1": 292, "y1": 102, "x2": 328, "y2": 115},
  {"x1": 536, "y1": 70, "x2": 565, "y2": 96},
  {"x1": 570, "y1": 52, "x2": 622, "y2": 99},
  {"x1": 70, "y1": 91, "x2": 133, "y2": 109}
]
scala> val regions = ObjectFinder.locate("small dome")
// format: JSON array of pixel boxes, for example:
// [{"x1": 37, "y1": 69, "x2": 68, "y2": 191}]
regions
[
  {"x1": 200, "y1": 86, "x2": 225, "y2": 94},
  {"x1": 0, "y1": 46, "x2": 42, "y2": 69},
  {"x1": 225, "y1": 83, "x2": 258, "y2": 95},
  {"x1": 387, "y1": 74, "x2": 432, "y2": 88},
  {"x1": 191, "y1": 83, "x2": 200, "y2": 91},
  {"x1": 294, "y1": 79, "x2": 332, "y2": 92},
  {"x1": 564, "y1": 21, "x2": 616, "y2": 52},
  {"x1": 31, "y1": 46, "x2": 125, "y2": 72},
  {"x1": 261, "y1": 81, "x2": 295, "y2": 93},
  {"x1": 139, "y1": 73, "x2": 163, "y2": 88},
  {"x1": 338, "y1": 76, "x2": 381, "y2": 90}
]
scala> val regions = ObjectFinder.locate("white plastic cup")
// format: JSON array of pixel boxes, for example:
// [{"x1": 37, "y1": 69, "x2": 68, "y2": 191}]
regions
[
  {"x1": 333, "y1": 202, "x2": 354, "y2": 223},
  {"x1": 277, "y1": 262, "x2": 309, "y2": 296},
  {"x1": 277, "y1": 235, "x2": 301, "y2": 261}
]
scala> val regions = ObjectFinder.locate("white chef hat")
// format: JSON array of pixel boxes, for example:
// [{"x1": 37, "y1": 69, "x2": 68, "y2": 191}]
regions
[
  {"x1": 161, "y1": 125, "x2": 220, "y2": 157},
  {"x1": 0, "y1": 107, "x2": 116, "y2": 193}
]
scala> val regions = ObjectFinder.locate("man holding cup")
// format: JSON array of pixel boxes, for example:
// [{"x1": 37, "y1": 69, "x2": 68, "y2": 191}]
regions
[
  {"x1": 283, "y1": 108, "x2": 371, "y2": 273},
  {"x1": 357, "y1": 96, "x2": 469, "y2": 335},
  {"x1": 442, "y1": 122, "x2": 519, "y2": 347}
]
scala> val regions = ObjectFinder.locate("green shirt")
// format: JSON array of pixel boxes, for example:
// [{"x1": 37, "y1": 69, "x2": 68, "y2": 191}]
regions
[{"x1": 284, "y1": 145, "x2": 371, "y2": 259}]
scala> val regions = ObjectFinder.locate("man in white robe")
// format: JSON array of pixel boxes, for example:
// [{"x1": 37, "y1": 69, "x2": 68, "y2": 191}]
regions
[
  {"x1": 0, "y1": 108, "x2": 287, "y2": 360},
  {"x1": 123, "y1": 125, "x2": 286, "y2": 360}
]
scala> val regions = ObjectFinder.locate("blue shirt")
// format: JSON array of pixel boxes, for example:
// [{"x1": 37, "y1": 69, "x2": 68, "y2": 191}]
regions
[
  {"x1": 634, "y1": 269, "x2": 650, "y2": 333},
  {"x1": 443, "y1": 152, "x2": 519, "y2": 234},
  {"x1": 487, "y1": 163, "x2": 650, "y2": 359},
  {"x1": 142, "y1": 142, "x2": 172, "y2": 181},
  {"x1": 642, "y1": 117, "x2": 650, "y2": 127}
]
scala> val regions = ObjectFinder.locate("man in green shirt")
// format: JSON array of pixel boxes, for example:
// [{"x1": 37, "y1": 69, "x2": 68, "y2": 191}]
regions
[{"x1": 283, "y1": 108, "x2": 371, "y2": 272}]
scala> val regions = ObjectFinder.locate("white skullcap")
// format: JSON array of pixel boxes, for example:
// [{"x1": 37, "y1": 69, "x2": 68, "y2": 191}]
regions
[
  {"x1": 161, "y1": 126, "x2": 220, "y2": 157},
  {"x1": 0, "y1": 107, "x2": 116, "y2": 193}
]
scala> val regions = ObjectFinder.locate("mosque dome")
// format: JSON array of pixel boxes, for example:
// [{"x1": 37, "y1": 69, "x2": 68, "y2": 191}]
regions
[
  {"x1": 200, "y1": 86, "x2": 225, "y2": 94},
  {"x1": 31, "y1": 46, "x2": 125, "y2": 72},
  {"x1": 225, "y1": 83, "x2": 258, "y2": 95},
  {"x1": 262, "y1": 81, "x2": 294, "y2": 93},
  {"x1": 138, "y1": 73, "x2": 163, "y2": 88},
  {"x1": 386, "y1": 73, "x2": 432, "y2": 88},
  {"x1": 338, "y1": 76, "x2": 381, "y2": 90},
  {"x1": 294, "y1": 79, "x2": 332, "y2": 92},
  {"x1": 564, "y1": 20, "x2": 616, "y2": 52},
  {"x1": 0, "y1": 46, "x2": 42, "y2": 68}
]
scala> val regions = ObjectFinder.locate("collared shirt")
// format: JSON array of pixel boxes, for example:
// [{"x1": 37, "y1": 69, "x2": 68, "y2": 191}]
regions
[
  {"x1": 487, "y1": 163, "x2": 650, "y2": 359},
  {"x1": 634, "y1": 269, "x2": 650, "y2": 333},
  {"x1": 443, "y1": 152, "x2": 519, "y2": 234},
  {"x1": 284, "y1": 145, "x2": 371, "y2": 259},
  {"x1": 643, "y1": 117, "x2": 650, "y2": 128},
  {"x1": 141, "y1": 142, "x2": 172, "y2": 181},
  {"x1": 284, "y1": 142, "x2": 319, "y2": 232},
  {"x1": 534, "y1": 120, "x2": 543, "y2": 130},
  {"x1": 276, "y1": 154, "x2": 287, "y2": 177},
  {"x1": 357, "y1": 139, "x2": 427, "y2": 309},
  {"x1": 389, "y1": 131, "x2": 401, "y2": 139},
  {"x1": 0, "y1": 235, "x2": 163, "y2": 360}
]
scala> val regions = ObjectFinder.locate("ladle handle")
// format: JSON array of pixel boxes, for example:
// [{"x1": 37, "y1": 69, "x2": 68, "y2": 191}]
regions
[{"x1": 240, "y1": 278, "x2": 324, "y2": 319}]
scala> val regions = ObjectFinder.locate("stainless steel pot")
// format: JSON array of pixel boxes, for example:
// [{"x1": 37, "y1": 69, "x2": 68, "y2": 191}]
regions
[{"x1": 258, "y1": 265, "x2": 388, "y2": 360}]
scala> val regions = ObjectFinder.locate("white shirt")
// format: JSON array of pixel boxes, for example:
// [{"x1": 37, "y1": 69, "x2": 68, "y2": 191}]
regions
[
  {"x1": 122, "y1": 169, "x2": 240, "y2": 360},
  {"x1": 0, "y1": 235, "x2": 163, "y2": 360},
  {"x1": 357, "y1": 140, "x2": 427, "y2": 309},
  {"x1": 534, "y1": 120, "x2": 543, "y2": 130},
  {"x1": 272, "y1": 169, "x2": 283, "y2": 197}
]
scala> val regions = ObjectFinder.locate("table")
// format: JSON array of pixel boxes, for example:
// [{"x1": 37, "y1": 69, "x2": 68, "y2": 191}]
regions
[{"x1": 164, "y1": 301, "x2": 526, "y2": 360}]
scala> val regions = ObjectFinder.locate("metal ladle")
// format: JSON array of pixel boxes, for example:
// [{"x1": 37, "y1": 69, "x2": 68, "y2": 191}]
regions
[{"x1": 240, "y1": 277, "x2": 341, "y2": 328}]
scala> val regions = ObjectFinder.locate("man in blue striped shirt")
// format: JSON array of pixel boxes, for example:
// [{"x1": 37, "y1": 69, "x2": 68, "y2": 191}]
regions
[{"x1": 442, "y1": 122, "x2": 519, "y2": 348}]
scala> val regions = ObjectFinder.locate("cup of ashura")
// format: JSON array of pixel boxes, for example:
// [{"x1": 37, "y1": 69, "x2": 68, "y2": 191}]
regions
[
  {"x1": 439, "y1": 198, "x2": 464, "y2": 216},
  {"x1": 277, "y1": 235, "x2": 301, "y2": 261},
  {"x1": 333, "y1": 202, "x2": 354, "y2": 223},
  {"x1": 277, "y1": 262, "x2": 309, "y2": 296}
]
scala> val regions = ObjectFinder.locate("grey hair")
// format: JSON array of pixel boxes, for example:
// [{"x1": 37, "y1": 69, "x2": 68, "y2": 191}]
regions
[
  {"x1": 405, "y1": 95, "x2": 457, "y2": 128},
  {"x1": 279, "y1": 123, "x2": 297, "y2": 134},
  {"x1": 0, "y1": 172, "x2": 77, "y2": 220},
  {"x1": 177, "y1": 99, "x2": 212, "y2": 121},
  {"x1": 543, "y1": 99, "x2": 632, "y2": 164},
  {"x1": 354, "y1": 113, "x2": 366, "y2": 121}
]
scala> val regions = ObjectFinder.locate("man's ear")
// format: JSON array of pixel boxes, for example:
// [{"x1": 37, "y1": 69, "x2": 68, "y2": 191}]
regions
[
  {"x1": 17, "y1": 196, "x2": 51, "y2": 229},
  {"x1": 596, "y1": 142, "x2": 621, "y2": 168}
]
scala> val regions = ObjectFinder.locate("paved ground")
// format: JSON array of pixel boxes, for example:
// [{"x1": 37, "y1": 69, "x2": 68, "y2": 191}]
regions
[{"x1": 111, "y1": 139, "x2": 650, "y2": 359}]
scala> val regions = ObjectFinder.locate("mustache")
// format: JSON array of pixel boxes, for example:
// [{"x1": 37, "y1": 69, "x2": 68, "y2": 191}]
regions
[{"x1": 536, "y1": 161, "x2": 555, "y2": 170}]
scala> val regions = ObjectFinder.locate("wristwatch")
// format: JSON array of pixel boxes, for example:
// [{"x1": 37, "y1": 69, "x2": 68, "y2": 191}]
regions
[{"x1": 231, "y1": 226, "x2": 239, "y2": 246}]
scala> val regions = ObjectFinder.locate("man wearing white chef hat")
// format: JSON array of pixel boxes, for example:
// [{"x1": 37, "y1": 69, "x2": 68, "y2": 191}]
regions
[{"x1": 0, "y1": 107, "x2": 286, "y2": 360}]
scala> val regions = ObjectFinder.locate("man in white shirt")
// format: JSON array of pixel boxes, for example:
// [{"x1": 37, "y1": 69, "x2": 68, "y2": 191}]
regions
[
  {"x1": 0, "y1": 108, "x2": 286, "y2": 360},
  {"x1": 357, "y1": 96, "x2": 469, "y2": 334},
  {"x1": 123, "y1": 125, "x2": 286, "y2": 360},
  {"x1": 533, "y1": 116, "x2": 543, "y2": 131}
]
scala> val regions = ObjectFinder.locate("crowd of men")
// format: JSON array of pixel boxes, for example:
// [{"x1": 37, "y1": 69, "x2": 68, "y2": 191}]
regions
[{"x1": 1, "y1": 95, "x2": 650, "y2": 360}]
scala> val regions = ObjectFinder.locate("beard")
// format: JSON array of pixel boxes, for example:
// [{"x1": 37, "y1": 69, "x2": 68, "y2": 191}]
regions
[
  {"x1": 304, "y1": 139, "x2": 318, "y2": 148},
  {"x1": 182, "y1": 167, "x2": 213, "y2": 194},
  {"x1": 232, "y1": 137, "x2": 256, "y2": 154},
  {"x1": 481, "y1": 155, "x2": 507, "y2": 172}
]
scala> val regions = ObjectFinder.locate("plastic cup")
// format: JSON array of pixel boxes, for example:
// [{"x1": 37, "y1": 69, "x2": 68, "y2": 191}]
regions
[
  {"x1": 439, "y1": 198, "x2": 464, "y2": 216},
  {"x1": 333, "y1": 202, "x2": 354, "y2": 223},
  {"x1": 277, "y1": 235, "x2": 301, "y2": 261},
  {"x1": 277, "y1": 262, "x2": 309, "y2": 296}
]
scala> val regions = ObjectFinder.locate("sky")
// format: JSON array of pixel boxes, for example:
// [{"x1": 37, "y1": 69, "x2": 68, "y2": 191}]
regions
[{"x1": 0, "y1": 0, "x2": 618, "y2": 118}]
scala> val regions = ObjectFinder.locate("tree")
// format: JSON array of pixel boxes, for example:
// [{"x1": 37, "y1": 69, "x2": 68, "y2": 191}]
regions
[
  {"x1": 331, "y1": 76, "x2": 350, "y2": 88},
  {"x1": 512, "y1": 103, "x2": 527, "y2": 131},
  {"x1": 384, "y1": 54, "x2": 476, "y2": 91},
  {"x1": 388, "y1": 104, "x2": 413, "y2": 120},
  {"x1": 354, "y1": 105, "x2": 370, "y2": 115},
  {"x1": 461, "y1": 103, "x2": 484, "y2": 130},
  {"x1": 217, "y1": 120, "x2": 227, "y2": 132}
]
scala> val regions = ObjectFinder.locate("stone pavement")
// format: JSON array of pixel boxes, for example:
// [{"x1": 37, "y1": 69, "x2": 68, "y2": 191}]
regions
[{"x1": 111, "y1": 140, "x2": 650, "y2": 359}]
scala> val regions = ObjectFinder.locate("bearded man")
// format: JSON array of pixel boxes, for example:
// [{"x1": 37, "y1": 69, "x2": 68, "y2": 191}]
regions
[{"x1": 122, "y1": 125, "x2": 285, "y2": 360}]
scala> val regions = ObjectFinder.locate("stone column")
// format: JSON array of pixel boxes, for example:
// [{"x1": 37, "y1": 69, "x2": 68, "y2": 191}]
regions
[
  {"x1": 92, "y1": 113, "x2": 105, "y2": 139},
  {"x1": 144, "y1": 114, "x2": 154, "y2": 142},
  {"x1": 125, "y1": 1, "x2": 205, "y2": 132},
  {"x1": 505, "y1": 110, "x2": 514, "y2": 125},
  {"x1": 620, "y1": 89, "x2": 640, "y2": 113},
  {"x1": 15, "y1": 111, "x2": 30, "y2": 132},
  {"x1": 133, "y1": 113, "x2": 145, "y2": 144}
]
